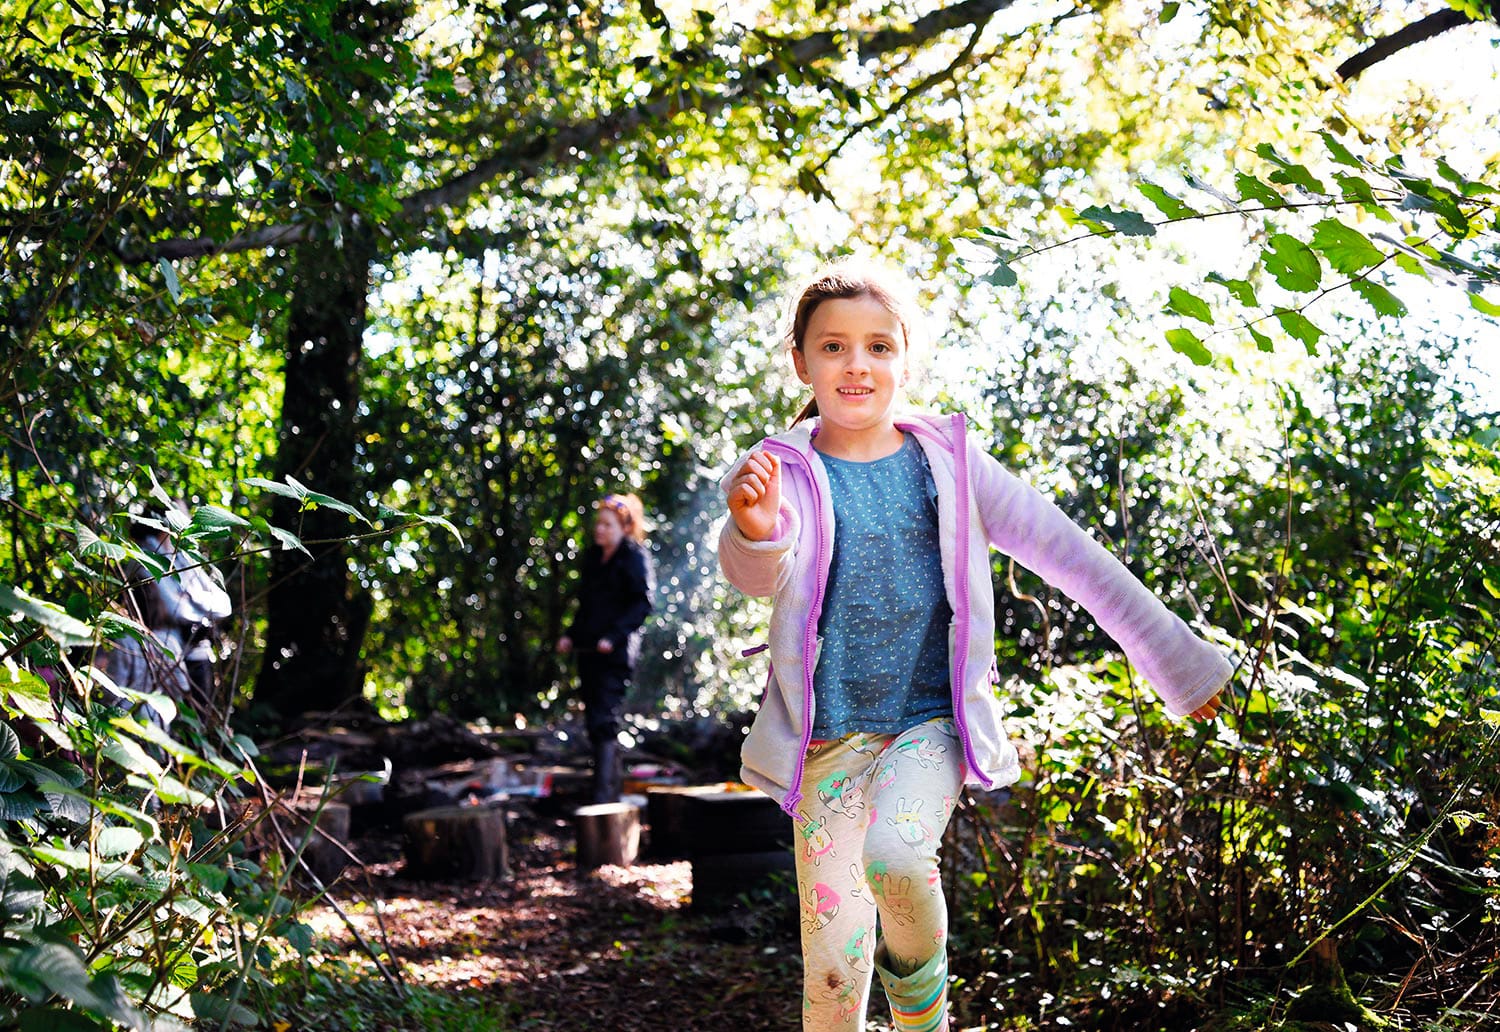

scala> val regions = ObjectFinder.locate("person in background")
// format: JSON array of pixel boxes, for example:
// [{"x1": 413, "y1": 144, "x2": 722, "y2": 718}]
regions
[
  {"x1": 557, "y1": 493, "x2": 654, "y2": 804},
  {"x1": 129, "y1": 514, "x2": 233, "y2": 706},
  {"x1": 93, "y1": 579, "x2": 192, "y2": 732}
]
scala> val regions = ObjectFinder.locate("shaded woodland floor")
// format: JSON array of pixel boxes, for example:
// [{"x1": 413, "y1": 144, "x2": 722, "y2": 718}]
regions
[{"x1": 302, "y1": 804, "x2": 893, "y2": 1032}]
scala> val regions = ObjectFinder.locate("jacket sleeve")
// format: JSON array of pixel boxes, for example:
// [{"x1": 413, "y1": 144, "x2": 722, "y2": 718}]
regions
[
  {"x1": 606, "y1": 546, "x2": 654, "y2": 649},
  {"x1": 716, "y1": 505, "x2": 801, "y2": 598},
  {"x1": 970, "y1": 441, "x2": 1231, "y2": 717},
  {"x1": 159, "y1": 554, "x2": 232, "y2": 626}
]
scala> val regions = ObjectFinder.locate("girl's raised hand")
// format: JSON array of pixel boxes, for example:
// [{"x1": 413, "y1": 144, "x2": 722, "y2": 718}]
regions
[
  {"x1": 726, "y1": 450, "x2": 781, "y2": 541},
  {"x1": 1189, "y1": 690, "x2": 1225, "y2": 722}
]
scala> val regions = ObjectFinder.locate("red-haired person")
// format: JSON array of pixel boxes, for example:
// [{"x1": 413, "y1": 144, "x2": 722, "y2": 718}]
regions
[{"x1": 557, "y1": 493, "x2": 654, "y2": 803}]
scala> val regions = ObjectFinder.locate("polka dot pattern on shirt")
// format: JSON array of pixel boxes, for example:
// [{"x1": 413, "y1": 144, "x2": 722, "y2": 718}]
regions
[{"x1": 812, "y1": 433, "x2": 954, "y2": 739}]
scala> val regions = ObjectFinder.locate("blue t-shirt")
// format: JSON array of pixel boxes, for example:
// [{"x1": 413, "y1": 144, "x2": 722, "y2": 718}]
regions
[{"x1": 812, "y1": 433, "x2": 954, "y2": 738}]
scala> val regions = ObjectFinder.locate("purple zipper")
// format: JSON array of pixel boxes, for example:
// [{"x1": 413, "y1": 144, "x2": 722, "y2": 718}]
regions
[
  {"x1": 944, "y1": 413, "x2": 991, "y2": 788},
  {"x1": 762, "y1": 438, "x2": 829, "y2": 818}
]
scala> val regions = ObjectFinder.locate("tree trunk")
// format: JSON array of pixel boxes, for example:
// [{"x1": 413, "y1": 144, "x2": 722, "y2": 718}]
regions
[{"x1": 254, "y1": 227, "x2": 377, "y2": 719}]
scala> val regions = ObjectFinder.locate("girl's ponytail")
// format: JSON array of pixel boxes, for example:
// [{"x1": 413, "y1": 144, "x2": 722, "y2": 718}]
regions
[{"x1": 792, "y1": 396, "x2": 819, "y2": 426}]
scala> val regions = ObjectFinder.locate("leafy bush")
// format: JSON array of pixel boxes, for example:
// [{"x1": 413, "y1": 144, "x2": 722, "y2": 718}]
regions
[{"x1": 0, "y1": 488, "x2": 448, "y2": 1030}]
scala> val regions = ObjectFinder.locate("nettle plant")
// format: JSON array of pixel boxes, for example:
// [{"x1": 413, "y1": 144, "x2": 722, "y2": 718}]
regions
[
  {"x1": 968, "y1": 128, "x2": 1499, "y2": 364},
  {"x1": 0, "y1": 481, "x2": 456, "y2": 1030}
]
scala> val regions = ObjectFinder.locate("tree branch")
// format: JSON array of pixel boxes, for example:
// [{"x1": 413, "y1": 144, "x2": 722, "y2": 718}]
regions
[
  {"x1": 1336, "y1": 8, "x2": 1483, "y2": 82},
  {"x1": 119, "y1": 0, "x2": 1018, "y2": 264}
]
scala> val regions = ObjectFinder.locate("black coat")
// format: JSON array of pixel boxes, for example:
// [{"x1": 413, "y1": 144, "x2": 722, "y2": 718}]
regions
[{"x1": 567, "y1": 539, "x2": 653, "y2": 668}]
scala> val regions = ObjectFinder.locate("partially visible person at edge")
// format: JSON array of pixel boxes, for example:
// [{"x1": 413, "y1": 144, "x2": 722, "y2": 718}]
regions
[
  {"x1": 129, "y1": 514, "x2": 233, "y2": 706},
  {"x1": 93, "y1": 576, "x2": 192, "y2": 733},
  {"x1": 715, "y1": 256, "x2": 1231, "y2": 1032},
  {"x1": 557, "y1": 493, "x2": 655, "y2": 804}
]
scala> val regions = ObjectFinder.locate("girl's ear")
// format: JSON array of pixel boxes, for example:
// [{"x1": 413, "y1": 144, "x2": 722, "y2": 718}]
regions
[{"x1": 791, "y1": 347, "x2": 813, "y2": 385}]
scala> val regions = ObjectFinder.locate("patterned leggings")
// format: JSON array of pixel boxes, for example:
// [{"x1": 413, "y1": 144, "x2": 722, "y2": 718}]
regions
[{"x1": 792, "y1": 717, "x2": 962, "y2": 1032}]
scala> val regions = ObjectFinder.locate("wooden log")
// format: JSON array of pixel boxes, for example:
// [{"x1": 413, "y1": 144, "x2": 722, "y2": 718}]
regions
[
  {"x1": 402, "y1": 804, "x2": 508, "y2": 881},
  {"x1": 573, "y1": 802, "x2": 641, "y2": 869}
]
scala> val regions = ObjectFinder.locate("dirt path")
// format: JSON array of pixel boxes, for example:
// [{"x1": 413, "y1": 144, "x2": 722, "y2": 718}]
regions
[{"x1": 308, "y1": 806, "x2": 836, "y2": 1031}]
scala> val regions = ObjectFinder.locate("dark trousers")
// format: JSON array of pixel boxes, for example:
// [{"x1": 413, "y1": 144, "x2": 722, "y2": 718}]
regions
[{"x1": 577, "y1": 654, "x2": 629, "y2": 803}]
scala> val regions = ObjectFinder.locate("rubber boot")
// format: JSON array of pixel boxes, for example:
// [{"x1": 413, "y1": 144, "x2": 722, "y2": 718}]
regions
[
  {"x1": 874, "y1": 941, "x2": 949, "y2": 1032},
  {"x1": 592, "y1": 735, "x2": 621, "y2": 804}
]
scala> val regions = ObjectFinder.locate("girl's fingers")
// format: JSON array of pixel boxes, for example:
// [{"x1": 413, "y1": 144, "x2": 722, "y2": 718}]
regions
[{"x1": 730, "y1": 479, "x2": 762, "y2": 509}]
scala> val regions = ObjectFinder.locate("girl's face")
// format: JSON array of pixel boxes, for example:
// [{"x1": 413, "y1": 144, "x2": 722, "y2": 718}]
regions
[
  {"x1": 793, "y1": 294, "x2": 909, "y2": 445},
  {"x1": 593, "y1": 508, "x2": 626, "y2": 551}
]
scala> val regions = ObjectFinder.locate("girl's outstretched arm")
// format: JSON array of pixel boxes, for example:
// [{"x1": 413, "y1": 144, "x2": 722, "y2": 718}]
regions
[{"x1": 970, "y1": 443, "x2": 1232, "y2": 718}]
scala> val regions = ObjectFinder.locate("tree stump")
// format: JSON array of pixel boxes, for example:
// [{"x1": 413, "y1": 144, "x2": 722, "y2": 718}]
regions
[
  {"x1": 574, "y1": 802, "x2": 641, "y2": 869},
  {"x1": 644, "y1": 784, "x2": 736, "y2": 860},
  {"x1": 680, "y1": 789, "x2": 794, "y2": 911},
  {"x1": 402, "y1": 804, "x2": 508, "y2": 881}
]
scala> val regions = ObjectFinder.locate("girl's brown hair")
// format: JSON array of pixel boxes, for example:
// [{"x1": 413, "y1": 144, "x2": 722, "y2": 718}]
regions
[
  {"x1": 596, "y1": 492, "x2": 648, "y2": 543},
  {"x1": 782, "y1": 257, "x2": 923, "y2": 425}
]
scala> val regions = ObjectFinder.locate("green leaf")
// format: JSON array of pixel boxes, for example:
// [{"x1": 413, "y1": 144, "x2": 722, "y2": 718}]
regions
[
  {"x1": 190, "y1": 993, "x2": 258, "y2": 1027},
  {"x1": 1333, "y1": 173, "x2": 1376, "y2": 204},
  {"x1": 289, "y1": 478, "x2": 368, "y2": 523},
  {"x1": 1318, "y1": 131, "x2": 1362, "y2": 169},
  {"x1": 1255, "y1": 143, "x2": 1328, "y2": 194},
  {"x1": 165, "y1": 952, "x2": 199, "y2": 990},
  {"x1": 1206, "y1": 272, "x2": 1258, "y2": 307},
  {"x1": 185, "y1": 505, "x2": 250, "y2": 538},
  {"x1": 1137, "y1": 181, "x2": 1199, "y2": 219},
  {"x1": 1166, "y1": 287, "x2": 1214, "y2": 324},
  {"x1": 1160, "y1": 1, "x2": 1179, "y2": 22},
  {"x1": 1077, "y1": 205, "x2": 1156, "y2": 237},
  {"x1": 1234, "y1": 172, "x2": 1282, "y2": 208},
  {"x1": 241, "y1": 476, "x2": 305, "y2": 502},
  {"x1": 379, "y1": 508, "x2": 465, "y2": 547},
  {"x1": 100, "y1": 737, "x2": 165, "y2": 779},
  {"x1": 1275, "y1": 309, "x2": 1324, "y2": 354},
  {"x1": 74, "y1": 524, "x2": 130, "y2": 562},
  {"x1": 0, "y1": 763, "x2": 25, "y2": 792},
  {"x1": 0, "y1": 585, "x2": 93, "y2": 648},
  {"x1": 1309, "y1": 219, "x2": 1384, "y2": 274},
  {"x1": 1246, "y1": 325, "x2": 1275, "y2": 352},
  {"x1": 1350, "y1": 279, "x2": 1407, "y2": 318},
  {"x1": 185, "y1": 861, "x2": 229, "y2": 895},
  {"x1": 1469, "y1": 291, "x2": 1500, "y2": 317},
  {"x1": 157, "y1": 258, "x2": 180, "y2": 305},
  {"x1": 1261, "y1": 234, "x2": 1323, "y2": 292},
  {"x1": 1436, "y1": 156, "x2": 1497, "y2": 197},
  {"x1": 0, "y1": 723, "x2": 21, "y2": 761},
  {"x1": 283, "y1": 920, "x2": 315, "y2": 955},
  {"x1": 1164, "y1": 327, "x2": 1212, "y2": 365},
  {"x1": 11, "y1": 944, "x2": 94, "y2": 1004},
  {"x1": 0, "y1": 790, "x2": 43, "y2": 821},
  {"x1": 96, "y1": 826, "x2": 145, "y2": 858},
  {"x1": 1393, "y1": 252, "x2": 1427, "y2": 279},
  {"x1": 986, "y1": 259, "x2": 1018, "y2": 288}
]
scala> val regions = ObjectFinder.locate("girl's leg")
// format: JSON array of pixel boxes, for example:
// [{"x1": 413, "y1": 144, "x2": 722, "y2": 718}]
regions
[
  {"x1": 863, "y1": 718, "x2": 963, "y2": 1032},
  {"x1": 793, "y1": 735, "x2": 887, "y2": 1032}
]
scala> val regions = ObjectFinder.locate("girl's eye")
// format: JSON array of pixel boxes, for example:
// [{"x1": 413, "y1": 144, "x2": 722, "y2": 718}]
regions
[
  {"x1": 822, "y1": 341, "x2": 843, "y2": 352},
  {"x1": 871, "y1": 342, "x2": 891, "y2": 354}
]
